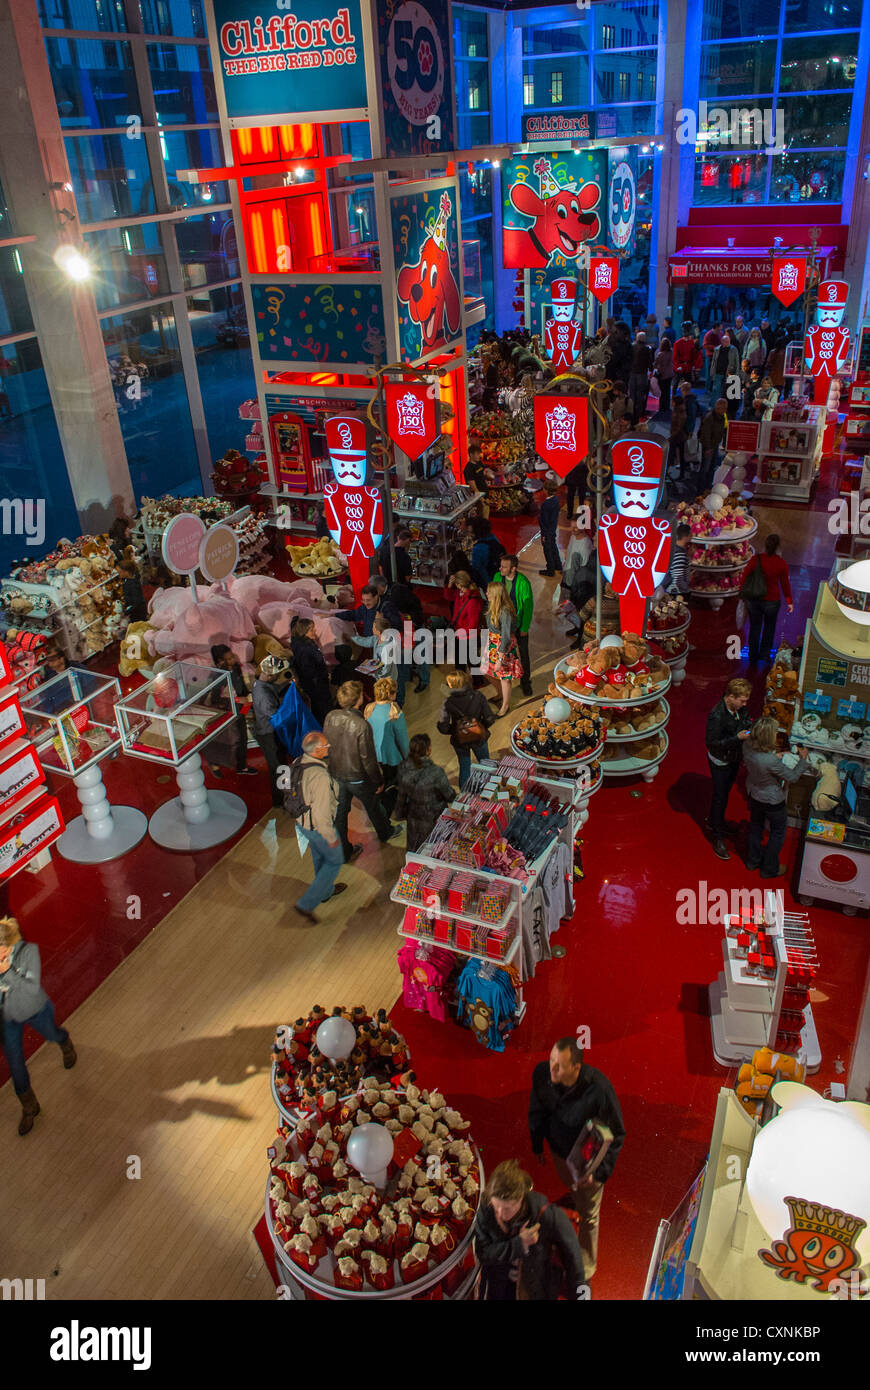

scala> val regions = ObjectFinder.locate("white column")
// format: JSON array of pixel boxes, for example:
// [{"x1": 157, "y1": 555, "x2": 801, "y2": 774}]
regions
[
  {"x1": 176, "y1": 753, "x2": 211, "y2": 824},
  {"x1": 74, "y1": 764, "x2": 114, "y2": 841}
]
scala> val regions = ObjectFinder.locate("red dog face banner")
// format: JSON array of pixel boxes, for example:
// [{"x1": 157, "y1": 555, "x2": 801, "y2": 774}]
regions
[
  {"x1": 770, "y1": 256, "x2": 807, "y2": 308},
  {"x1": 502, "y1": 151, "x2": 606, "y2": 270},
  {"x1": 589, "y1": 256, "x2": 619, "y2": 303},
  {"x1": 393, "y1": 189, "x2": 462, "y2": 358},
  {"x1": 383, "y1": 381, "x2": 440, "y2": 462},
  {"x1": 323, "y1": 414, "x2": 384, "y2": 598},
  {"x1": 533, "y1": 395, "x2": 589, "y2": 476}
]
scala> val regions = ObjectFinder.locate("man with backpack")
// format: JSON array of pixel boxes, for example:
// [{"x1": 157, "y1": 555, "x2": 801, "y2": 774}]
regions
[
  {"x1": 284, "y1": 730, "x2": 347, "y2": 923},
  {"x1": 470, "y1": 517, "x2": 505, "y2": 590}
]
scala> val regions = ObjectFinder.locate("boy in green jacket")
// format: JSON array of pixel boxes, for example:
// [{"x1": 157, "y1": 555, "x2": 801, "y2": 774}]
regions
[{"x1": 494, "y1": 554, "x2": 534, "y2": 696}]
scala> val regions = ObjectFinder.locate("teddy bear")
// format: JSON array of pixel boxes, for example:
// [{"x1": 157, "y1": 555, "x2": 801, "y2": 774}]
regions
[
  {"x1": 118, "y1": 620, "x2": 156, "y2": 677},
  {"x1": 572, "y1": 649, "x2": 611, "y2": 694},
  {"x1": 621, "y1": 632, "x2": 650, "y2": 677},
  {"x1": 630, "y1": 708, "x2": 658, "y2": 732},
  {"x1": 610, "y1": 717, "x2": 633, "y2": 736},
  {"x1": 811, "y1": 761, "x2": 841, "y2": 814}
]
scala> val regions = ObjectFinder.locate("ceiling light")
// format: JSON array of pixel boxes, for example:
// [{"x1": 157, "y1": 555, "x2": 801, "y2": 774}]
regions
[{"x1": 53, "y1": 244, "x2": 91, "y2": 281}]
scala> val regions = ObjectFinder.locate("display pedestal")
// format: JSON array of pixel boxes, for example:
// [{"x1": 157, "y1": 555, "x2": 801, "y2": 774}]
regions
[
  {"x1": 148, "y1": 753, "x2": 247, "y2": 851},
  {"x1": 57, "y1": 763, "x2": 147, "y2": 864}
]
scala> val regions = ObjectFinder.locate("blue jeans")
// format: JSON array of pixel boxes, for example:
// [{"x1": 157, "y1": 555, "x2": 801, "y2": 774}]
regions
[
  {"x1": 541, "y1": 529, "x2": 562, "y2": 574},
  {"x1": 296, "y1": 827, "x2": 344, "y2": 912},
  {"x1": 710, "y1": 373, "x2": 724, "y2": 401},
  {"x1": 457, "y1": 739, "x2": 490, "y2": 790},
  {"x1": 3, "y1": 1000, "x2": 68, "y2": 1094},
  {"x1": 396, "y1": 660, "x2": 429, "y2": 705}
]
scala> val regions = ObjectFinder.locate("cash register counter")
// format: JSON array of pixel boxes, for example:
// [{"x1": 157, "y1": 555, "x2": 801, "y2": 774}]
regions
[{"x1": 798, "y1": 816, "x2": 870, "y2": 915}]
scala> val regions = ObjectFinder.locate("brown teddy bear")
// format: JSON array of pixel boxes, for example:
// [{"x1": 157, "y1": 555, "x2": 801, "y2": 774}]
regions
[{"x1": 621, "y1": 632, "x2": 650, "y2": 676}]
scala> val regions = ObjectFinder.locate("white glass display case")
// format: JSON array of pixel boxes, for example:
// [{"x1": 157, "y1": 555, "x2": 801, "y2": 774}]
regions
[
  {"x1": 114, "y1": 662, "x2": 247, "y2": 850},
  {"x1": 20, "y1": 668, "x2": 147, "y2": 864}
]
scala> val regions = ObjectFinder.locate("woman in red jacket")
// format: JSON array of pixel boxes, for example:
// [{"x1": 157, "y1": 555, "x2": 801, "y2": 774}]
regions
[
  {"x1": 742, "y1": 534, "x2": 793, "y2": 666},
  {"x1": 445, "y1": 570, "x2": 485, "y2": 656}
]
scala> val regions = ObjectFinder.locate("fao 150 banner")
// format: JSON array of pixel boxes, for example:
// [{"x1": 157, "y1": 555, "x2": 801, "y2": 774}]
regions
[{"x1": 392, "y1": 185, "x2": 462, "y2": 361}]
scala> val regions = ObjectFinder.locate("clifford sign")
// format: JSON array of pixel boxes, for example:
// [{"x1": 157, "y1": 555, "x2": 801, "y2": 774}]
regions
[{"x1": 209, "y1": 0, "x2": 367, "y2": 123}]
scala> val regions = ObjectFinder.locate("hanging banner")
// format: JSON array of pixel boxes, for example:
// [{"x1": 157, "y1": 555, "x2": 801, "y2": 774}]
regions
[
  {"x1": 377, "y1": 0, "x2": 455, "y2": 156},
  {"x1": 589, "y1": 256, "x2": 620, "y2": 303},
  {"x1": 323, "y1": 415, "x2": 384, "y2": 598},
  {"x1": 533, "y1": 395, "x2": 589, "y2": 477},
  {"x1": 393, "y1": 186, "x2": 462, "y2": 360},
  {"x1": 770, "y1": 256, "x2": 807, "y2": 308},
  {"x1": 384, "y1": 381, "x2": 441, "y2": 461},
  {"x1": 209, "y1": 0, "x2": 367, "y2": 125},
  {"x1": 543, "y1": 278, "x2": 582, "y2": 373},
  {"x1": 502, "y1": 150, "x2": 606, "y2": 270},
  {"x1": 598, "y1": 438, "x2": 672, "y2": 637},
  {"x1": 607, "y1": 147, "x2": 637, "y2": 257}
]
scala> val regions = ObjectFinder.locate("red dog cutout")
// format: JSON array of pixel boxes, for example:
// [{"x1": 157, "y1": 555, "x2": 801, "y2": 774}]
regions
[
  {"x1": 504, "y1": 157, "x2": 601, "y2": 269},
  {"x1": 397, "y1": 192, "x2": 462, "y2": 353}
]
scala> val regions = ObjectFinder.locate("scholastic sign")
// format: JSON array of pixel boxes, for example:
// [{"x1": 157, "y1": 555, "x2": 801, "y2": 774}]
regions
[
  {"x1": 210, "y1": 0, "x2": 367, "y2": 124},
  {"x1": 533, "y1": 395, "x2": 589, "y2": 477},
  {"x1": 384, "y1": 381, "x2": 441, "y2": 462}
]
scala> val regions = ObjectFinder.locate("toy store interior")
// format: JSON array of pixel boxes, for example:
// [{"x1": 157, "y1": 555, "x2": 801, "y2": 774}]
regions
[{"x1": 0, "y1": 0, "x2": 868, "y2": 1351}]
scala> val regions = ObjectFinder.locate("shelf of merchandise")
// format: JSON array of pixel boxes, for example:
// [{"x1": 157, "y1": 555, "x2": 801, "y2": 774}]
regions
[
  {"x1": 689, "y1": 519, "x2": 758, "y2": 546},
  {"x1": 395, "y1": 919, "x2": 522, "y2": 967},
  {"x1": 690, "y1": 549, "x2": 754, "y2": 574},
  {"x1": 394, "y1": 497, "x2": 477, "y2": 524},
  {"x1": 263, "y1": 486, "x2": 324, "y2": 501},
  {"x1": 509, "y1": 730, "x2": 604, "y2": 769},
  {"x1": 753, "y1": 407, "x2": 826, "y2": 503},
  {"x1": 599, "y1": 732, "x2": 670, "y2": 782},
  {"x1": 553, "y1": 661, "x2": 672, "y2": 706},
  {"x1": 390, "y1": 886, "x2": 519, "y2": 936},
  {"x1": 602, "y1": 698, "x2": 670, "y2": 742},
  {"x1": 395, "y1": 492, "x2": 477, "y2": 587},
  {"x1": 647, "y1": 617, "x2": 691, "y2": 640}
]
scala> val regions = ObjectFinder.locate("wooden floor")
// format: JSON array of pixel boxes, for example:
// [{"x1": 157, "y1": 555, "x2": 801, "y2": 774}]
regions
[{"x1": 0, "y1": 535, "x2": 569, "y2": 1300}]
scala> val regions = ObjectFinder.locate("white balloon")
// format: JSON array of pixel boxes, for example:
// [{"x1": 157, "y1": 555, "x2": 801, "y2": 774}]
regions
[
  {"x1": 544, "y1": 697, "x2": 571, "y2": 723},
  {"x1": 704, "y1": 494, "x2": 722, "y2": 514},
  {"x1": 346, "y1": 1121, "x2": 395, "y2": 1190},
  {"x1": 315, "y1": 1015, "x2": 357, "y2": 1063}
]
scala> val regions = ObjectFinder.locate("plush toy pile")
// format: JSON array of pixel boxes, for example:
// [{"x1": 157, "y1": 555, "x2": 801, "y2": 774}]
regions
[
  {"x1": 600, "y1": 730, "x2": 666, "y2": 764},
  {"x1": 1, "y1": 628, "x2": 48, "y2": 692},
  {"x1": 735, "y1": 1047, "x2": 806, "y2": 1121},
  {"x1": 691, "y1": 569, "x2": 742, "y2": 593},
  {"x1": 647, "y1": 596, "x2": 689, "y2": 632},
  {"x1": 468, "y1": 412, "x2": 525, "y2": 467},
  {"x1": 597, "y1": 699, "x2": 667, "y2": 737},
  {"x1": 285, "y1": 538, "x2": 346, "y2": 577},
  {"x1": 763, "y1": 646, "x2": 800, "y2": 735},
  {"x1": 675, "y1": 494, "x2": 753, "y2": 538},
  {"x1": 268, "y1": 1077, "x2": 479, "y2": 1293},
  {"x1": 690, "y1": 541, "x2": 752, "y2": 568},
  {"x1": 513, "y1": 702, "x2": 602, "y2": 761},
  {"x1": 211, "y1": 447, "x2": 268, "y2": 497},
  {"x1": 272, "y1": 1006, "x2": 410, "y2": 1109},
  {"x1": 653, "y1": 632, "x2": 688, "y2": 660},
  {"x1": 139, "y1": 496, "x2": 234, "y2": 528},
  {"x1": 2, "y1": 535, "x2": 126, "y2": 660},
  {"x1": 558, "y1": 633, "x2": 668, "y2": 701}
]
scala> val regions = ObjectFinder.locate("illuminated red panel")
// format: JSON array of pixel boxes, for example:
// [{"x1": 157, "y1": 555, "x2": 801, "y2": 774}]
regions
[{"x1": 232, "y1": 123, "x2": 321, "y2": 167}]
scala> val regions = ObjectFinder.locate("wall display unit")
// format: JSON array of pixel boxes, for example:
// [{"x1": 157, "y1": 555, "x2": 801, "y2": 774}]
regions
[
  {"x1": 394, "y1": 479, "x2": 477, "y2": 587},
  {"x1": 0, "y1": 641, "x2": 65, "y2": 880},
  {"x1": 753, "y1": 405, "x2": 825, "y2": 503}
]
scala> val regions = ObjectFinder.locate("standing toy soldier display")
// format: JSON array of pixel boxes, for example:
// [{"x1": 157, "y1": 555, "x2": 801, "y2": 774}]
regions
[
  {"x1": 597, "y1": 438, "x2": 672, "y2": 637},
  {"x1": 543, "y1": 279, "x2": 583, "y2": 374},
  {"x1": 323, "y1": 415, "x2": 384, "y2": 600},
  {"x1": 804, "y1": 279, "x2": 850, "y2": 405}
]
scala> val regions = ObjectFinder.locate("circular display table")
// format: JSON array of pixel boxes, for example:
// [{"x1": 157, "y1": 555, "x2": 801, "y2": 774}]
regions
[
  {"x1": 602, "y1": 698, "x2": 670, "y2": 742},
  {"x1": 553, "y1": 661, "x2": 672, "y2": 706},
  {"x1": 599, "y1": 732, "x2": 670, "y2": 783},
  {"x1": 509, "y1": 729, "x2": 604, "y2": 770},
  {"x1": 648, "y1": 616, "x2": 691, "y2": 686},
  {"x1": 689, "y1": 522, "x2": 756, "y2": 610}
]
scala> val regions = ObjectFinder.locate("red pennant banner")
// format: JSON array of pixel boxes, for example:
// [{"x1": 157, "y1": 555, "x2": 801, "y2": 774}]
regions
[
  {"x1": 770, "y1": 256, "x2": 807, "y2": 307},
  {"x1": 588, "y1": 256, "x2": 619, "y2": 303},
  {"x1": 383, "y1": 381, "x2": 440, "y2": 462},
  {"x1": 533, "y1": 395, "x2": 589, "y2": 476}
]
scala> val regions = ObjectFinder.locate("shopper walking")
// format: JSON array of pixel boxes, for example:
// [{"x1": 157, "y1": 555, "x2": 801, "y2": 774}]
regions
[
  {"x1": 365, "y1": 676, "x2": 409, "y2": 816},
  {"x1": 667, "y1": 394, "x2": 688, "y2": 478},
  {"x1": 709, "y1": 333, "x2": 739, "y2": 402},
  {"x1": 469, "y1": 516, "x2": 506, "y2": 591},
  {"x1": 486, "y1": 579, "x2": 523, "y2": 716},
  {"x1": 742, "y1": 534, "x2": 793, "y2": 667},
  {"x1": 528, "y1": 1038, "x2": 625, "y2": 1281},
  {"x1": 252, "y1": 654, "x2": 293, "y2": 806},
  {"x1": 653, "y1": 337, "x2": 675, "y2": 412},
  {"x1": 743, "y1": 718, "x2": 811, "y2": 879},
  {"x1": 564, "y1": 460, "x2": 588, "y2": 522},
  {"x1": 743, "y1": 327, "x2": 766, "y2": 371},
  {"x1": 495, "y1": 554, "x2": 533, "y2": 697},
  {"x1": 286, "y1": 731, "x2": 346, "y2": 923},
  {"x1": 627, "y1": 331, "x2": 653, "y2": 422},
  {"x1": 705, "y1": 676, "x2": 752, "y2": 861},
  {"x1": 474, "y1": 1159, "x2": 586, "y2": 1300},
  {"x1": 289, "y1": 618, "x2": 332, "y2": 725},
  {"x1": 209, "y1": 644, "x2": 257, "y2": 778},
  {"x1": 701, "y1": 325, "x2": 720, "y2": 388},
  {"x1": 673, "y1": 327, "x2": 701, "y2": 386},
  {"x1": 117, "y1": 559, "x2": 148, "y2": 623},
  {"x1": 698, "y1": 399, "x2": 728, "y2": 491},
  {"x1": 538, "y1": 482, "x2": 562, "y2": 577},
  {"x1": 664, "y1": 523, "x2": 692, "y2": 593},
  {"x1": 394, "y1": 733, "x2": 453, "y2": 850},
  {"x1": 444, "y1": 570, "x2": 485, "y2": 667},
  {"x1": 323, "y1": 680, "x2": 402, "y2": 861},
  {"x1": 0, "y1": 916, "x2": 76, "y2": 1136},
  {"x1": 437, "y1": 668, "x2": 495, "y2": 788}
]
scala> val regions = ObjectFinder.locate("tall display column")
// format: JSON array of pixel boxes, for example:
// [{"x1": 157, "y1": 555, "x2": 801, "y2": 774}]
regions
[{"x1": 0, "y1": 0, "x2": 134, "y2": 530}]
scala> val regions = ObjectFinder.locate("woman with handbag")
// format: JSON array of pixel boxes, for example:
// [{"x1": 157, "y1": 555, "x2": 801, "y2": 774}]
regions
[
  {"x1": 444, "y1": 571, "x2": 485, "y2": 668},
  {"x1": 437, "y1": 668, "x2": 495, "y2": 789},
  {"x1": 743, "y1": 718, "x2": 812, "y2": 879},
  {"x1": 741, "y1": 534, "x2": 793, "y2": 667},
  {"x1": 365, "y1": 677, "x2": 409, "y2": 817},
  {"x1": 474, "y1": 1159, "x2": 586, "y2": 1301}
]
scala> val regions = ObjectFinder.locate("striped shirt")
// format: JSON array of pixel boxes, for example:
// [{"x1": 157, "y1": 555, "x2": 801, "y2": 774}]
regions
[{"x1": 667, "y1": 543, "x2": 690, "y2": 594}]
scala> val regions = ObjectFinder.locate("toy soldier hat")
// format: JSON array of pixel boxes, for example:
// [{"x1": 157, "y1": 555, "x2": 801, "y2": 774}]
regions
[
  {"x1": 610, "y1": 437, "x2": 665, "y2": 488},
  {"x1": 817, "y1": 279, "x2": 848, "y2": 306},
  {"x1": 550, "y1": 278, "x2": 578, "y2": 304}
]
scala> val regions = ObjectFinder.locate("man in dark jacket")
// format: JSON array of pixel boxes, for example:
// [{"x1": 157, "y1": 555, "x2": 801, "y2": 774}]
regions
[
  {"x1": 322, "y1": 680, "x2": 402, "y2": 860},
  {"x1": 371, "y1": 574, "x2": 428, "y2": 700},
  {"x1": 528, "y1": 1038, "x2": 625, "y2": 1280},
  {"x1": 698, "y1": 398, "x2": 728, "y2": 491},
  {"x1": 705, "y1": 676, "x2": 752, "y2": 860},
  {"x1": 474, "y1": 1184, "x2": 585, "y2": 1300},
  {"x1": 627, "y1": 331, "x2": 654, "y2": 423},
  {"x1": 252, "y1": 655, "x2": 293, "y2": 806}
]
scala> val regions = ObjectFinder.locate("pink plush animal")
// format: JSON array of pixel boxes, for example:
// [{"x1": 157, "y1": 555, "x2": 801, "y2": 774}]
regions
[
  {"x1": 148, "y1": 587, "x2": 195, "y2": 629},
  {"x1": 152, "y1": 594, "x2": 254, "y2": 665}
]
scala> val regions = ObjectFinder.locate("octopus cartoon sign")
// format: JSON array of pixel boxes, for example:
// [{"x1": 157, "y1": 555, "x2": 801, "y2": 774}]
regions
[
  {"x1": 393, "y1": 188, "x2": 462, "y2": 359},
  {"x1": 542, "y1": 279, "x2": 582, "y2": 373},
  {"x1": 501, "y1": 150, "x2": 606, "y2": 270},
  {"x1": 598, "y1": 438, "x2": 672, "y2": 637},
  {"x1": 322, "y1": 415, "x2": 383, "y2": 598},
  {"x1": 383, "y1": 380, "x2": 441, "y2": 461}
]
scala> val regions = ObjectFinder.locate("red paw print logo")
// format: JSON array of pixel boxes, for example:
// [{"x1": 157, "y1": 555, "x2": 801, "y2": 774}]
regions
[{"x1": 417, "y1": 39, "x2": 433, "y2": 77}]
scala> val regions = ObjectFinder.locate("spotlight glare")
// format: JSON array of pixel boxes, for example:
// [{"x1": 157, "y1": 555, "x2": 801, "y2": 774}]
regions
[{"x1": 53, "y1": 244, "x2": 91, "y2": 281}]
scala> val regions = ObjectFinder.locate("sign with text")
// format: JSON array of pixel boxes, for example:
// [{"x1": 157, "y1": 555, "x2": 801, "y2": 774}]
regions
[
  {"x1": 607, "y1": 147, "x2": 637, "y2": 257},
  {"x1": 668, "y1": 257, "x2": 775, "y2": 285},
  {"x1": 533, "y1": 395, "x2": 589, "y2": 477},
  {"x1": 210, "y1": 0, "x2": 366, "y2": 124},
  {"x1": 588, "y1": 256, "x2": 620, "y2": 303},
  {"x1": 199, "y1": 524, "x2": 239, "y2": 584},
  {"x1": 816, "y1": 656, "x2": 849, "y2": 687},
  {"x1": 384, "y1": 380, "x2": 441, "y2": 461},
  {"x1": 725, "y1": 419, "x2": 760, "y2": 452},
  {"x1": 377, "y1": 0, "x2": 454, "y2": 156},
  {"x1": 770, "y1": 256, "x2": 807, "y2": 308}
]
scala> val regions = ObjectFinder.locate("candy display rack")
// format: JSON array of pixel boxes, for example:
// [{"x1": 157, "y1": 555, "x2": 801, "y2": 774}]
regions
[
  {"x1": 114, "y1": 661, "x2": 247, "y2": 850},
  {"x1": 19, "y1": 668, "x2": 147, "y2": 864}
]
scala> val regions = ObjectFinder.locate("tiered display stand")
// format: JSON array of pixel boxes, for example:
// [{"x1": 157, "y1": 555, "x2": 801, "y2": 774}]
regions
[
  {"x1": 689, "y1": 519, "x2": 758, "y2": 611},
  {"x1": 553, "y1": 661, "x2": 672, "y2": 782}
]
